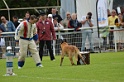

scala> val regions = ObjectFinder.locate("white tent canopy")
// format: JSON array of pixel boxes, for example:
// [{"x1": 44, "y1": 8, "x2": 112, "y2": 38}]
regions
[
  {"x1": 76, "y1": 0, "x2": 113, "y2": 26},
  {"x1": 60, "y1": 0, "x2": 76, "y2": 19},
  {"x1": 76, "y1": 0, "x2": 97, "y2": 26},
  {"x1": 76, "y1": 0, "x2": 113, "y2": 49}
]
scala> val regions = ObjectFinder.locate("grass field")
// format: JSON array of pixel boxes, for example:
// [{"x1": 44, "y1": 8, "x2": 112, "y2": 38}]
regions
[{"x1": 0, "y1": 52, "x2": 124, "y2": 82}]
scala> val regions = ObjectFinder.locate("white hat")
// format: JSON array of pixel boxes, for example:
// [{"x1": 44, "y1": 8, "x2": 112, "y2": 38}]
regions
[
  {"x1": 48, "y1": 14, "x2": 52, "y2": 18},
  {"x1": 6, "y1": 46, "x2": 12, "y2": 50}
]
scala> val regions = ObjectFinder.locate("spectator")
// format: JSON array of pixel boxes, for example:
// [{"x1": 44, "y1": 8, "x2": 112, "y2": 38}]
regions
[
  {"x1": 51, "y1": 8, "x2": 63, "y2": 24},
  {"x1": 1, "y1": 16, "x2": 15, "y2": 32},
  {"x1": 18, "y1": 18, "x2": 23, "y2": 23},
  {"x1": 81, "y1": 12, "x2": 94, "y2": 52},
  {"x1": 25, "y1": 11, "x2": 30, "y2": 21},
  {"x1": 68, "y1": 13, "x2": 81, "y2": 31},
  {"x1": 115, "y1": 13, "x2": 124, "y2": 50},
  {"x1": 0, "y1": 27, "x2": 5, "y2": 59},
  {"x1": 107, "y1": 9, "x2": 111, "y2": 17},
  {"x1": 108, "y1": 9, "x2": 118, "y2": 49},
  {"x1": 53, "y1": 17, "x2": 64, "y2": 55},
  {"x1": 101, "y1": 9, "x2": 111, "y2": 50},
  {"x1": 0, "y1": 16, "x2": 16, "y2": 54},
  {"x1": 12, "y1": 16, "x2": 20, "y2": 28},
  {"x1": 63, "y1": 12, "x2": 71, "y2": 28},
  {"x1": 15, "y1": 15, "x2": 43, "y2": 69},
  {"x1": 68, "y1": 13, "x2": 82, "y2": 50},
  {"x1": 47, "y1": 14, "x2": 53, "y2": 23},
  {"x1": 36, "y1": 12, "x2": 56, "y2": 61}
]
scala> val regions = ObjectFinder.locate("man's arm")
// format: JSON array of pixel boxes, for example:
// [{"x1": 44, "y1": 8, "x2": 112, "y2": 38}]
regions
[
  {"x1": 87, "y1": 19, "x2": 94, "y2": 27},
  {"x1": 15, "y1": 22, "x2": 23, "y2": 41}
]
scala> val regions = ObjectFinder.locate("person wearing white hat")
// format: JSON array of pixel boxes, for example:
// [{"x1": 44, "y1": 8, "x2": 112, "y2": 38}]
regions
[{"x1": 47, "y1": 14, "x2": 53, "y2": 23}]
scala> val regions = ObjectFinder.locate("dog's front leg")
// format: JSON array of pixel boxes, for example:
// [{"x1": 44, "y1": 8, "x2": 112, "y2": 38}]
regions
[{"x1": 60, "y1": 57, "x2": 64, "y2": 66}]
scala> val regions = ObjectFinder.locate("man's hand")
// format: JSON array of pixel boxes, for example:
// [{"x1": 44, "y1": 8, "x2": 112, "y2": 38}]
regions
[
  {"x1": 0, "y1": 30, "x2": 3, "y2": 36},
  {"x1": 57, "y1": 28, "x2": 60, "y2": 31}
]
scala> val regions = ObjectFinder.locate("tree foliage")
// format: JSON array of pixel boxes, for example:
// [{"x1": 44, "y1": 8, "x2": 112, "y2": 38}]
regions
[{"x1": 0, "y1": 0, "x2": 58, "y2": 20}]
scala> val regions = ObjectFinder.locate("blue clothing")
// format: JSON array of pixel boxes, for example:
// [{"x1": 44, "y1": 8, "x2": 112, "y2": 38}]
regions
[
  {"x1": 81, "y1": 30, "x2": 94, "y2": 51},
  {"x1": 81, "y1": 16, "x2": 94, "y2": 51},
  {"x1": 0, "y1": 21, "x2": 15, "y2": 32},
  {"x1": 0, "y1": 25, "x2": 4, "y2": 32}
]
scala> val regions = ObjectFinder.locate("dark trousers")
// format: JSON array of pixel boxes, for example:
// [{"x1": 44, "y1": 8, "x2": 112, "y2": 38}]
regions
[
  {"x1": 109, "y1": 27, "x2": 114, "y2": 48},
  {"x1": 39, "y1": 40, "x2": 55, "y2": 61},
  {"x1": 102, "y1": 37, "x2": 107, "y2": 49},
  {"x1": 0, "y1": 46, "x2": 2, "y2": 59}
]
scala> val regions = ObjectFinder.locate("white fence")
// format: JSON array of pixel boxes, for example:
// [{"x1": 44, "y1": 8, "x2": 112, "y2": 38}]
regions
[{"x1": 1, "y1": 26, "x2": 124, "y2": 57}]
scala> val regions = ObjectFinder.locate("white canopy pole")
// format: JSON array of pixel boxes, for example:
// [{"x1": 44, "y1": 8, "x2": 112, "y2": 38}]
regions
[{"x1": 3, "y1": 0, "x2": 10, "y2": 21}]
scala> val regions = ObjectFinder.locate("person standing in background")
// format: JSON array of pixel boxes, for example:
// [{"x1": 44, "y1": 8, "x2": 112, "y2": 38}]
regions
[
  {"x1": 25, "y1": 12, "x2": 30, "y2": 21},
  {"x1": 0, "y1": 27, "x2": 5, "y2": 59},
  {"x1": 36, "y1": 12, "x2": 56, "y2": 61},
  {"x1": 81, "y1": 12, "x2": 94, "y2": 52},
  {"x1": 12, "y1": 16, "x2": 20, "y2": 28},
  {"x1": 51, "y1": 8, "x2": 63, "y2": 24},
  {"x1": 47, "y1": 14, "x2": 53, "y2": 23},
  {"x1": 0, "y1": 16, "x2": 16, "y2": 55},
  {"x1": 108, "y1": 9, "x2": 118, "y2": 49}
]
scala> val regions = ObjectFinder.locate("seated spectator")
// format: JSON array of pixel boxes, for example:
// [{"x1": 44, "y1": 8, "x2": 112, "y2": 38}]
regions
[
  {"x1": 68, "y1": 13, "x2": 82, "y2": 31},
  {"x1": 63, "y1": 12, "x2": 71, "y2": 28},
  {"x1": 53, "y1": 18, "x2": 64, "y2": 32},
  {"x1": 53, "y1": 18, "x2": 64, "y2": 55},
  {"x1": 68, "y1": 13, "x2": 82, "y2": 49}
]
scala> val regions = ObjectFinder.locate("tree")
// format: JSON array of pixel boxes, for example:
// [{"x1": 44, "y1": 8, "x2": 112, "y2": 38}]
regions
[{"x1": 0, "y1": 0, "x2": 58, "y2": 20}]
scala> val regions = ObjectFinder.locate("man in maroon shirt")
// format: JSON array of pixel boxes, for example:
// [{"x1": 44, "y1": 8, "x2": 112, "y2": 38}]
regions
[{"x1": 36, "y1": 12, "x2": 56, "y2": 61}]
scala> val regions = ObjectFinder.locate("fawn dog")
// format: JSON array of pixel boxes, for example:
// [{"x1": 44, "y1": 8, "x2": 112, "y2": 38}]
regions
[{"x1": 60, "y1": 40, "x2": 86, "y2": 66}]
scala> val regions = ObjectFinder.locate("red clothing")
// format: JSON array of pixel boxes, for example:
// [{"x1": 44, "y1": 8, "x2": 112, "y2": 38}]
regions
[{"x1": 36, "y1": 20, "x2": 56, "y2": 40}]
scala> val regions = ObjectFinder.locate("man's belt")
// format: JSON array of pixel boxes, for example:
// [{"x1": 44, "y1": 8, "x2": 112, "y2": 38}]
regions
[{"x1": 20, "y1": 37, "x2": 33, "y2": 41}]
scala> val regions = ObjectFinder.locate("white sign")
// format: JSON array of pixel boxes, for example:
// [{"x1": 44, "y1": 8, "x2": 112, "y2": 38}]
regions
[{"x1": 97, "y1": 0, "x2": 108, "y2": 27}]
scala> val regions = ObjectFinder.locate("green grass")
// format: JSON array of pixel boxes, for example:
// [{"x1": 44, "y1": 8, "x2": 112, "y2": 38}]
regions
[{"x1": 0, "y1": 52, "x2": 124, "y2": 82}]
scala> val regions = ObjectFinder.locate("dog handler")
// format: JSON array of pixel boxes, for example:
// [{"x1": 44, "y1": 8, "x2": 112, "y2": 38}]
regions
[{"x1": 15, "y1": 15, "x2": 43, "y2": 69}]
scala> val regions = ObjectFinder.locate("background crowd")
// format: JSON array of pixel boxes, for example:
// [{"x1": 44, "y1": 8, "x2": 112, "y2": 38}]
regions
[{"x1": 0, "y1": 7, "x2": 124, "y2": 60}]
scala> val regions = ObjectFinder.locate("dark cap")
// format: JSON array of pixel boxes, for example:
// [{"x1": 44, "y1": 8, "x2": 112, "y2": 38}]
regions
[
  {"x1": 87, "y1": 12, "x2": 92, "y2": 16},
  {"x1": 40, "y1": 12, "x2": 46, "y2": 16},
  {"x1": 39, "y1": 10, "x2": 46, "y2": 16}
]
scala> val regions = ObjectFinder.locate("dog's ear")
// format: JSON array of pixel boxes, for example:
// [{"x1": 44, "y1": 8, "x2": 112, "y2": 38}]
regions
[
  {"x1": 60, "y1": 39, "x2": 67, "y2": 44},
  {"x1": 60, "y1": 39, "x2": 64, "y2": 44},
  {"x1": 64, "y1": 39, "x2": 67, "y2": 42}
]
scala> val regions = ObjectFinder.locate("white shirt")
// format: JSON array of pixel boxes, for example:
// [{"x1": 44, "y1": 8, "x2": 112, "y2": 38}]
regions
[{"x1": 81, "y1": 16, "x2": 94, "y2": 32}]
